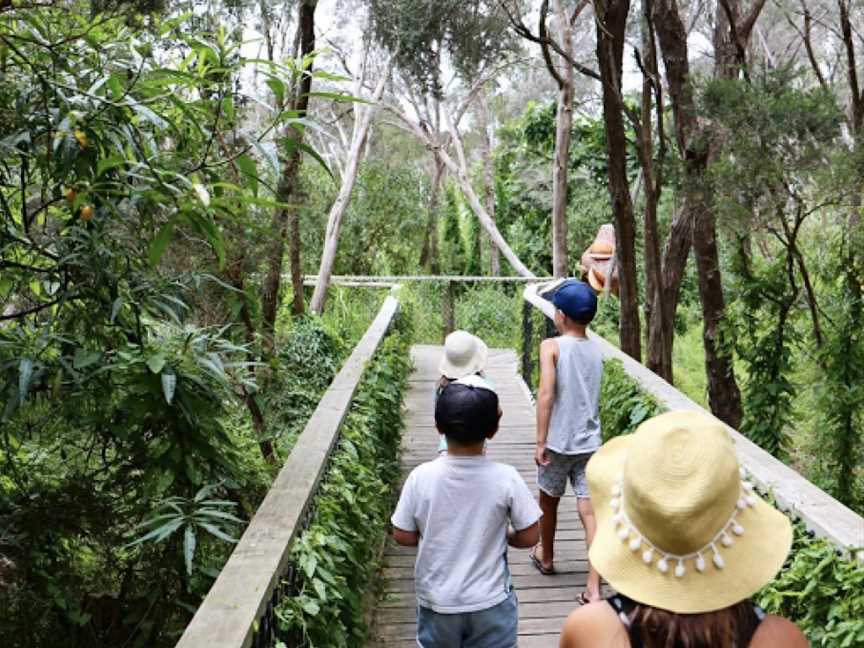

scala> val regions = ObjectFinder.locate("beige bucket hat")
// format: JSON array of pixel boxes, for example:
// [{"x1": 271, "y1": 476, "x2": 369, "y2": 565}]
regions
[
  {"x1": 439, "y1": 330, "x2": 488, "y2": 379},
  {"x1": 586, "y1": 410, "x2": 793, "y2": 614}
]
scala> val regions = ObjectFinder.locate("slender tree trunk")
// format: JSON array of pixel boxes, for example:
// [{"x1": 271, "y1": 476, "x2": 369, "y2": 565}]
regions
[
  {"x1": 637, "y1": 0, "x2": 670, "y2": 380},
  {"x1": 596, "y1": 0, "x2": 641, "y2": 360},
  {"x1": 289, "y1": 196, "x2": 304, "y2": 315},
  {"x1": 310, "y1": 65, "x2": 392, "y2": 314},
  {"x1": 551, "y1": 0, "x2": 574, "y2": 278},
  {"x1": 479, "y1": 94, "x2": 500, "y2": 276},
  {"x1": 261, "y1": 0, "x2": 316, "y2": 337},
  {"x1": 419, "y1": 159, "x2": 444, "y2": 273},
  {"x1": 647, "y1": 209, "x2": 692, "y2": 381},
  {"x1": 691, "y1": 179, "x2": 742, "y2": 427},
  {"x1": 226, "y1": 260, "x2": 275, "y2": 461}
]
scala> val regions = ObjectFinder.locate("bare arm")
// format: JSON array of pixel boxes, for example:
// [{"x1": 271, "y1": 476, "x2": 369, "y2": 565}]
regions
[
  {"x1": 392, "y1": 527, "x2": 420, "y2": 547},
  {"x1": 535, "y1": 338, "x2": 558, "y2": 466},
  {"x1": 507, "y1": 521, "x2": 540, "y2": 549},
  {"x1": 559, "y1": 602, "x2": 620, "y2": 648},
  {"x1": 752, "y1": 615, "x2": 810, "y2": 647}
]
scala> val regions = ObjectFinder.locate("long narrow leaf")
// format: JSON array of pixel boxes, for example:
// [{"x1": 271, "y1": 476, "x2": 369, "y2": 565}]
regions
[
  {"x1": 198, "y1": 522, "x2": 238, "y2": 544},
  {"x1": 183, "y1": 526, "x2": 197, "y2": 575},
  {"x1": 18, "y1": 358, "x2": 34, "y2": 405}
]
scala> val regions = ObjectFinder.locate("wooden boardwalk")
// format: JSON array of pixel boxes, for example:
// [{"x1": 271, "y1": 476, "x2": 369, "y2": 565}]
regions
[{"x1": 371, "y1": 345, "x2": 588, "y2": 647}]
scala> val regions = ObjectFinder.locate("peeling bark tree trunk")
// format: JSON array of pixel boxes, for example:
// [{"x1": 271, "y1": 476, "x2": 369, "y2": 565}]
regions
[
  {"x1": 261, "y1": 0, "x2": 316, "y2": 337},
  {"x1": 596, "y1": 0, "x2": 641, "y2": 361},
  {"x1": 309, "y1": 65, "x2": 392, "y2": 314}
]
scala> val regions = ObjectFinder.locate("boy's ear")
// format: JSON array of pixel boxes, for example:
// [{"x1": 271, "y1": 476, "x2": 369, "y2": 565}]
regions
[{"x1": 486, "y1": 410, "x2": 502, "y2": 440}]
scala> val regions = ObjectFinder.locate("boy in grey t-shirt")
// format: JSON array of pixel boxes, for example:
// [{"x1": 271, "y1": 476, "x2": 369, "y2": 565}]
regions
[
  {"x1": 392, "y1": 376, "x2": 541, "y2": 647},
  {"x1": 531, "y1": 280, "x2": 603, "y2": 605}
]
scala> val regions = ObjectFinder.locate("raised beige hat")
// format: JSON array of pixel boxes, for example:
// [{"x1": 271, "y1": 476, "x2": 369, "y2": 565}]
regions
[
  {"x1": 587, "y1": 410, "x2": 793, "y2": 614},
  {"x1": 438, "y1": 330, "x2": 488, "y2": 379}
]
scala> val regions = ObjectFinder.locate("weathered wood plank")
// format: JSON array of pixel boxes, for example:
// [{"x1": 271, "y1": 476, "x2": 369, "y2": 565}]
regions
[{"x1": 176, "y1": 296, "x2": 401, "y2": 648}]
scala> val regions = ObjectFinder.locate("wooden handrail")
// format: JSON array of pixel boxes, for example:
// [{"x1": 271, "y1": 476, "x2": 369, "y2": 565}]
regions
[
  {"x1": 176, "y1": 292, "x2": 402, "y2": 648},
  {"x1": 301, "y1": 274, "x2": 553, "y2": 284},
  {"x1": 523, "y1": 282, "x2": 864, "y2": 556}
]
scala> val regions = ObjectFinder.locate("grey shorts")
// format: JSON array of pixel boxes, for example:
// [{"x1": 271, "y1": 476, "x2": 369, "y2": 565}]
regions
[{"x1": 537, "y1": 450, "x2": 594, "y2": 498}]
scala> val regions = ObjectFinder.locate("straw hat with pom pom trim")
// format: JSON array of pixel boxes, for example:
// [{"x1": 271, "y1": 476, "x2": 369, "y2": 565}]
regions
[{"x1": 586, "y1": 410, "x2": 792, "y2": 614}]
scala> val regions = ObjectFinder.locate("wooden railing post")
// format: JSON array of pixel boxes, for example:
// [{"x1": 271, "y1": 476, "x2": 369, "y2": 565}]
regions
[
  {"x1": 442, "y1": 279, "x2": 455, "y2": 341},
  {"x1": 521, "y1": 298, "x2": 534, "y2": 388}
]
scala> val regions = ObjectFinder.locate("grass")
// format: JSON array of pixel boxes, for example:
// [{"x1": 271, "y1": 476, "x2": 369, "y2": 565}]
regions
[{"x1": 671, "y1": 322, "x2": 709, "y2": 407}]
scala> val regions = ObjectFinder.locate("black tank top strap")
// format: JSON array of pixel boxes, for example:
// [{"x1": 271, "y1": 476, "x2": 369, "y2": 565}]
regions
[
  {"x1": 606, "y1": 595, "x2": 644, "y2": 648},
  {"x1": 738, "y1": 603, "x2": 767, "y2": 646},
  {"x1": 605, "y1": 595, "x2": 766, "y2": 648}
]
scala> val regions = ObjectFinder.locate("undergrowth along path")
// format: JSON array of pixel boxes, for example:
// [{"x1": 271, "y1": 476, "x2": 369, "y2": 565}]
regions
[{"x1": 371, "y1": 345, "x2": 588, "y2": 647}]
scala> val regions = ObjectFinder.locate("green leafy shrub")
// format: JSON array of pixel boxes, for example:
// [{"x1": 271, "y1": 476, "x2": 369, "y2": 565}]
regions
[
  {"x1": 599, "y1": 359, "x2": 662, "y2": 441},
  {"x1": 758, "y1": 522, "x2": 864, "y2": 647},
  {"x1": 273, "y1": 308, "x2": 413, "y2": 647},
  {"x1": 454, "y1": 283, "x2": 521, "y2": 350}
]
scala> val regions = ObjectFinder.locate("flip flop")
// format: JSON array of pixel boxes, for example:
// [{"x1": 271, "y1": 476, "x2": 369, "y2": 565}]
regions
[
  {"x1": 529, "y1": 547, "x2": 555, "y2": 575},
  {"x1": 576, "y1": 592, "x2": 593, "y2": 606}
]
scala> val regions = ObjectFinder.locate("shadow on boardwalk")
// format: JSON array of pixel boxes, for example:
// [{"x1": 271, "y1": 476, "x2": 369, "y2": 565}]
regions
[{"x1": 371, "y1": 345, "x2": 589, "y2": 647}]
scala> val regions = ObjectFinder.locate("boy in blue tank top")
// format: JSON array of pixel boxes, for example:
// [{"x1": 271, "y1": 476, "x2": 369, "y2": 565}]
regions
[{"x1": 530, "y1": 280, "x2": 603, "y2": 605}]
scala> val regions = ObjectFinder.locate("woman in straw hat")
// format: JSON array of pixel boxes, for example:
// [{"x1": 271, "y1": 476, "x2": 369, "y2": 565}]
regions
[{"x1": 559, "y1": 411, "x2": 807, "y2": 648}]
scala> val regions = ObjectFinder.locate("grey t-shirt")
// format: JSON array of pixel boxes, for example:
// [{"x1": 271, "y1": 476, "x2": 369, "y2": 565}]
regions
[
  {"x1": 546, "y1": 335, "x2": 603, "y2": 455},
  {"x1": 391, "y1": 455, "x2": 541, "y2": 613}
]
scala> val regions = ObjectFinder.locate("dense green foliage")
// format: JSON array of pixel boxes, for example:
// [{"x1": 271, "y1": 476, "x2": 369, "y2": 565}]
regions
[
  {"x1": 367, "y1": 0, "x2": 514, "y2": 96},
  {"x1": 274, "y1": 308, "x2": 413, "y2": 647},
  {"x1": 599, "y1": 359, "x2": 662, "y2": 441},
  {"x1": 0, "y1": 304, "x2": 359, "y2": 646},
  {"x1": 758, "y1": 523, "x2": 864, "y2": 647}
]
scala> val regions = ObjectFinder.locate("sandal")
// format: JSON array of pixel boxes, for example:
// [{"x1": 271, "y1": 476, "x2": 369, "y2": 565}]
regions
[
  {"x1": 576, "y1": 592, "x2": 591, "y2": 606},
  {"x1": 529, "y1": 546, "x2": 556, "y2": 575}
]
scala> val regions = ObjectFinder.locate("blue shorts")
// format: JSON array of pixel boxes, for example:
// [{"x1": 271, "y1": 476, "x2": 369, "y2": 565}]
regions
[{"x1": 416, "y1": 589, "x2": 518, "y2": 648}]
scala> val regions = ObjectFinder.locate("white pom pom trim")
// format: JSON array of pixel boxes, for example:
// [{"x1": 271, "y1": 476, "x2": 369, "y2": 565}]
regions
[{"x1": 610, "y1": 466, "x2": 755, "y2": 579}]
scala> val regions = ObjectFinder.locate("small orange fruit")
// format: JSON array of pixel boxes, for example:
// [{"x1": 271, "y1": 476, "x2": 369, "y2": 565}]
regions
[
  {"x1": 65, "y1": 187, "x2": 76, "y2": 202},
  {"x1": 74, "y1": 129, "x2": 88, "y2": 149},
  {"x1": 80, "y1": 205, "x2": 94, "y2": 221}
]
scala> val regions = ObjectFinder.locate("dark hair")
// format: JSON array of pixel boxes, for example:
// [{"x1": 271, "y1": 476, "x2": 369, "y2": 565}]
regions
[
  {"x1": 561, "y1": 308, "x2": 595, "y2": 326},
  {"x1": 629, "y1": 601, "x2": 758, "y2": 648},
  {"x1": 434, "y1": 383, "x2": 499, "y2": 445}
]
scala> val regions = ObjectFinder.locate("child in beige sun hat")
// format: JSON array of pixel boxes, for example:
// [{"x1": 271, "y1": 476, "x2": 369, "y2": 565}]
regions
[
  {"x1": 559, "y1": 410, "x2": 807, "y2": 648},
  {"x1": 434, "y1": 331, "x2": 492, "y2": 455}
]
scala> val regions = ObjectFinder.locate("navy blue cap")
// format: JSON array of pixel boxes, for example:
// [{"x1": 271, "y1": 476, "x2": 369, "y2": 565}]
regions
[{"x1": 550, "y1": 280, "x2": 597, "y2": 323}]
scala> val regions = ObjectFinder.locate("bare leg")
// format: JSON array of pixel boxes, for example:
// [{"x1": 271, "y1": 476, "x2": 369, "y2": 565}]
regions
[
  {"x1": 537, "y1": 491, "x2": 560, "y2": 570},
  {"x1": 577, "y1": 497, "x2": 601, "y2": 601}
]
